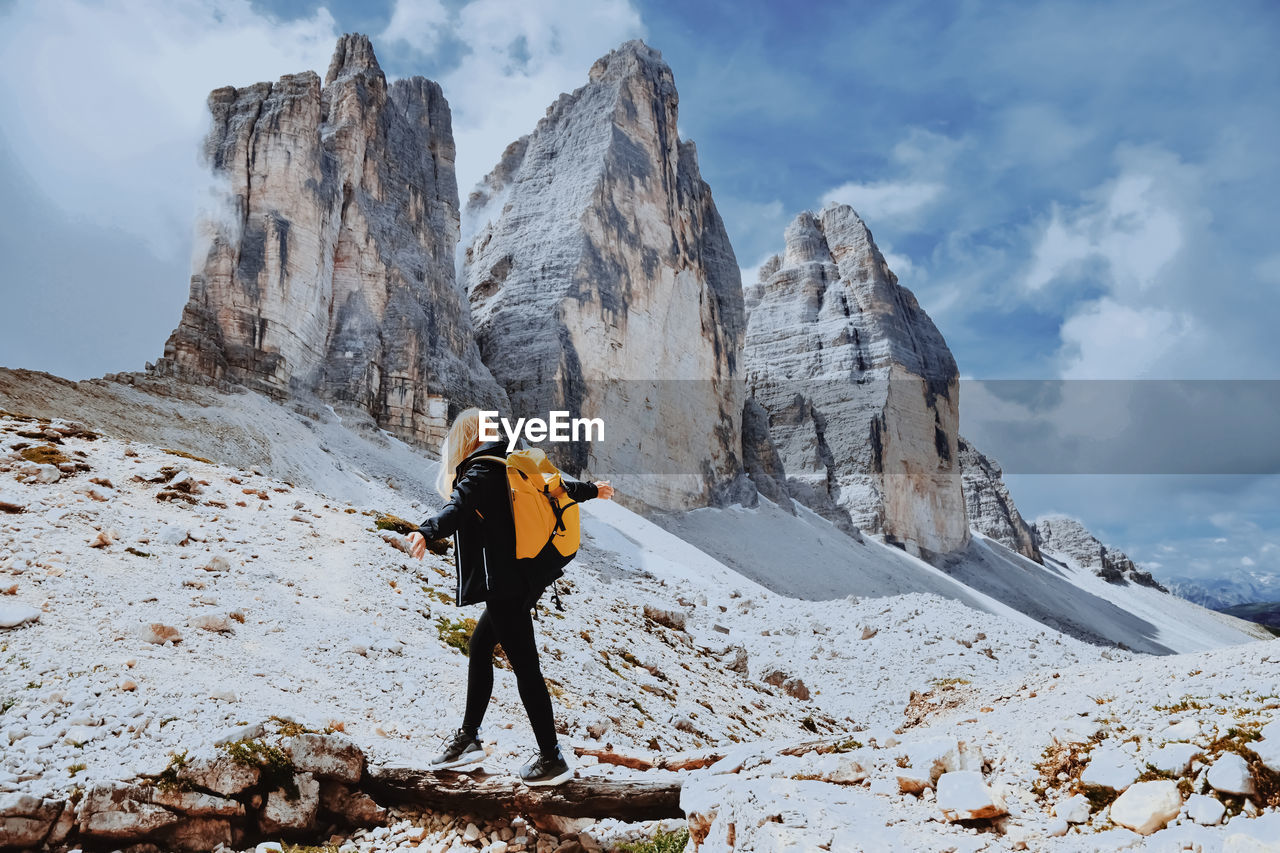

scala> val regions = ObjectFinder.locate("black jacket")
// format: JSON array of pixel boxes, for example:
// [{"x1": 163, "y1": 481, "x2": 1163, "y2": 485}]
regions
[{"x1": 417, "y1": 440, "x2": 599, "y2": 605}]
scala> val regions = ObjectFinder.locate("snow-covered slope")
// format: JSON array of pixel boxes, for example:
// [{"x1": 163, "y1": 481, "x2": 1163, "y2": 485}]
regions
[
  {"x1": 3, "y1": 376, "x2": 1279, "y2": 852},
  {"x1": 654, "y1": 500, "x2": 1268, "y2": 655}
]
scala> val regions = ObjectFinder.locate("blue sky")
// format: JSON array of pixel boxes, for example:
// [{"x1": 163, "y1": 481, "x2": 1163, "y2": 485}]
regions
[{"x1": 1, "y1": 0, "x2": 1277, "y2": 587}]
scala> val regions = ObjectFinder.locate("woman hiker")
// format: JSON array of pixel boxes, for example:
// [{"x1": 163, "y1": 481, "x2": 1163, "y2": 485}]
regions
[{"x1": 407, "y1": 407, "x2": 614, "y2": 786}]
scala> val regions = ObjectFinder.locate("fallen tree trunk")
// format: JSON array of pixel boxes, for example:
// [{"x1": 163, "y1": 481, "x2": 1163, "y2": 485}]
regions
[
  {"x1": 365, "y1": 767, "x2": 683, "y2": 820},
  {"x1": 571, "y1": 747, "x2": 724, "y2": 772}
]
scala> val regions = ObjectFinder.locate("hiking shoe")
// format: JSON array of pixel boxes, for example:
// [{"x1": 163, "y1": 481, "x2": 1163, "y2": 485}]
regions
[
  {"x1": 429, "y1": 728, "x2": 484, "y2": 770},
  {"x1": 519, "y1": 745, "x2": 573, "y2": 787}
]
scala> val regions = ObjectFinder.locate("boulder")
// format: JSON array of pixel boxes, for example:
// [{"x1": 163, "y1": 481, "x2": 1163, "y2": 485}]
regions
[
  {"x1": 1080, "y1": 746, "x2": 1139, "y2": 791},
  {"x1": 1108, "y1": 780, "x2": 1181, "y2": 835},
  {"x1": 150, "y1": 788, "x2": 243, "y2": 818},
  {"x1": 1053, "y1": 792, "x2": 1091, "y2": 824},
  {"x1": 0, "y1": 602, "x2": 40, "y2": 629},
  {"x1": 318, "y1": 780, "x2": 387, "y2": 825},
  {"x1": 1186, "y1": 793, "x2": 1225, "y2": 826},
  {"x1": 1147, "y1": 741, "x2": 1199, "y2": 776},
  {"x1": 258, "y1": 773, "x2": 320, "y2": 834},
  {"x1": 936, "y1": 770, "x2": 1006, "y2": 821},
  {"x1": 141, "y1": 623, "x2": 183, "y2": 645},
  {"x1": 762, "y1": 671, "x2": 810, "y2": 701},
  {"x1": 159, "y1": 816, "x2": 233, "y2": 852},
  {"x1": 178, "y1": 752, "x2": 261, "y2": 796},
  {"x1": 1252, "y1": 736, "x2": 1280, "y2": 774},
  {"x1": 643, "y1": 605, "x2": 688, "y2": 632},
  {"x1": 80, "y1": 784, "x2": 182, "y2": 839},
  {"x1": 0, "y1": 793, "x2": 63, "y2": 848},
  {"x1": 1207, "y1": 753, "x2": 1255, "y2": 796},
  {"x1": 286, "y1": 733, "x2": 364, "y2": 783}
]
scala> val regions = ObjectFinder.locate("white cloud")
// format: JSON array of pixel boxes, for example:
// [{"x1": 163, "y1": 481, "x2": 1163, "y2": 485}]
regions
[
  {"x1": 1057, "y1": 297, "x2": 1198, "y2": 380},
  {"x1": 380, "y1": 0, "x2": 645, "y2": 197},
  {"x1": 820, "y1": 180, "x2": 944, "y2": 224},
  {"x1": 0, "y1": 0, "x2": 339, "y2": 260}
]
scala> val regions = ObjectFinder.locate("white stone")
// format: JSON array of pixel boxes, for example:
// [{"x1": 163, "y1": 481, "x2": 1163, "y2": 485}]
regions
[
  {"x1": 140, "y1": 623, "x2": 182, "y2": 645},
  {"x1": 935, "y1": 770, "x2": 1007, "y2": 821},
  {"x1": 1252, "y1": 736, "x2": 1280, "y2": 774},
  {"x1": 1148, "y1": 741, "x2": 1199, "y2": 775},
  {"x1": 1208, "y1": 753, "x2": 1256, "y2": 796},
  {"x1": 1186, "y1": 793, "x2": 1225, "y2": 826},
  {"x1": 1080, "y1": 746, "x2": 1139, "y2": 791},
  {"x1": 1108, "y1": 780, "x2": 1181, "y2": 836},
  {"x1": 0, "y1": 602, "x2": 41, "y2": 629},
  {"x1": 1054, "y1": 792, "x2": 1091, "y2": 824}
]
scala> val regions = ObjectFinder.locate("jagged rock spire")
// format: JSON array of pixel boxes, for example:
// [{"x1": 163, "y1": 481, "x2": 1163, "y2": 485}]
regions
[
  {"x1": 460, "y1": 39, "x2": 750, "y2": 511},
  {"x1": 159, "y1": 35, "x2": 506, "y2": 447}
]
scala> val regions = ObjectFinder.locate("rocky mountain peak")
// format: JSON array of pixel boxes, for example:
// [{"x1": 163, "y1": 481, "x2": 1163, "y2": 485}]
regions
[
  {"x1": 1036, "y1": 515, "x2": 1167, "y2": 589},
  {"x1": 325, "y1": 32, "x2": 382, "y2": 85},
  {"x1": 743, "y1": 203, "x2": 967, "y2": 556},
  {"x1": 158, "y1": 35, "x2": 505, "y2": 448},
  {"x1": 460, "y1": 40, "x2": 749, "y2": 512},
  {"x1": 588, "y1": 39, "x2": 672, "y2": 87}
]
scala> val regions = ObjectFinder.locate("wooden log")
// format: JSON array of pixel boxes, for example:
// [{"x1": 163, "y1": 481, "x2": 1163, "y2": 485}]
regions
[
  {"x1": 365, "y1": 766, "x2": 684, "y2": 821},
  {"x1": 571, "y1": 747, "x2": 725, "y2": 773}
]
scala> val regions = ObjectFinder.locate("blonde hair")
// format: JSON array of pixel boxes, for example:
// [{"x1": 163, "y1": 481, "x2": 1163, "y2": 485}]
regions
[{"x1": 436, "y1": 408, "x2": 483, "y2": 499}]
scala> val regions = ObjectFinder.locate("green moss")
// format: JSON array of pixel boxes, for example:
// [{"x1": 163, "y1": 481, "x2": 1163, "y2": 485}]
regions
[
  {"x1": 269, "y1": 716, "x2": 316, "y2": 738},
  {"x1": 930, "y1": 677, "x2": 971, "y2": 688},
  {"x1": 618, "y1": 828, "x2": 689, "y2": 853},
  {"x1": 436, "y1": 616, "x2": 478, "y2": 656},
  {"x1": 220, "y1": 738, "x2": 297, "y2": 799},
  {"x1": 374, "y1": 514, "x2": 418, "y2": 534},
  {"x1": 832, "y1": 738, "x2": 865, "y2": 752},
  {"x1": 153, "y1": 751, "x2": 193, "y2": 792}
]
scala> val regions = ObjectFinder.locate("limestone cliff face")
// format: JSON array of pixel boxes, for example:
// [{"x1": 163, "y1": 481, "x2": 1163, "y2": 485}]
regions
[
  {"x1": 1035, "y1": 516, "x2": 1167, "y2": 589},
  {"x1": 160, "y1": 34, "x2": 505, "y2": 447},
  {"x1": 461, "y1": 41, "x2": 749, "y2": 511},
  {"x1": 743, "y1": 205, "x2": 968, "y2": 557},
  {"x1": 957, "y1": 436, "x2": 1042, "y2": 563}
]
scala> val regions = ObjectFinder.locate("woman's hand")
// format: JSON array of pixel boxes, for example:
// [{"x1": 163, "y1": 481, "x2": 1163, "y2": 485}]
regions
[
  {"x1": 408, "y1": 531, "x2": 427, "y2": 560},
  {"x1": 594, "y1": 481, "x2": 614, "y2": 500}
]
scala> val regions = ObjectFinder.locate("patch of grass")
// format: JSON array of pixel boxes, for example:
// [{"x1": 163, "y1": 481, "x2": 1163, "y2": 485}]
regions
[
  {"x1": 220, "y1": 738, "x2": 297, "y2": 799},
  {"x1": 68, "y1": 763, "x2": 86, "y2": 777},
  {"x1": 1154, "y1": 697, "x2": 1211, "y2": 713},
  {"x1": 269, "y1": 716, "x2": 316, "y2": 738},
  {"x1": 163, "y1": 448, "x2": 213, "y2": 464},
  {"x1": 832, "y1": 738, "x2": 864, "y2": 752},
  {"x1": 1034, "y1": 732, "x2": 1108, "y2": 799},
  {"x1": 618, "y1": 828, "x2": 689, "y2": 853},
  {"x1": 930, "y1": 677, "x2": 971, "y2": 688},
  {"x1": 25, "y1": 681, "x2": 40, "y2": 690},
  {"x1": 1, "y1": 697, "x2": 15, "y2": 714},
  {"x1": 1080, "y1": 783, "x2": 1120, "y2": 811},
  {"x1": 436, "y1": 615, "x2": 478, "y2": 656},
  {"x1": 19, "y1": 444, "x2": 69, "y2": 467},
  {"x1": 1137, "y1": 762, "x2": 1180, "y2": 783},
  {"x1": 281, "y1": 845, "x2": 340, "y2": 853},
  {"x1": 374, "y1": 513, "x2": 418, "y2": 534},
  {"x1": 153, "y1": 751, "x2": 193, "y2": 792}
]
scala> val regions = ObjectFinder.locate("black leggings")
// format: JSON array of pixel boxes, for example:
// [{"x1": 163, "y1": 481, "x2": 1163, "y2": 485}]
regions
[{"x1": 461, "y1": 585, "x2": 558, "y2": 754}]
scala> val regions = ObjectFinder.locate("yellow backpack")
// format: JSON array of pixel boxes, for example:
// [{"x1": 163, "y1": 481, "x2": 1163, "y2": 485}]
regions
[{"x1": 471, "y1": 449, "x2": 581, "y2": 569}]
